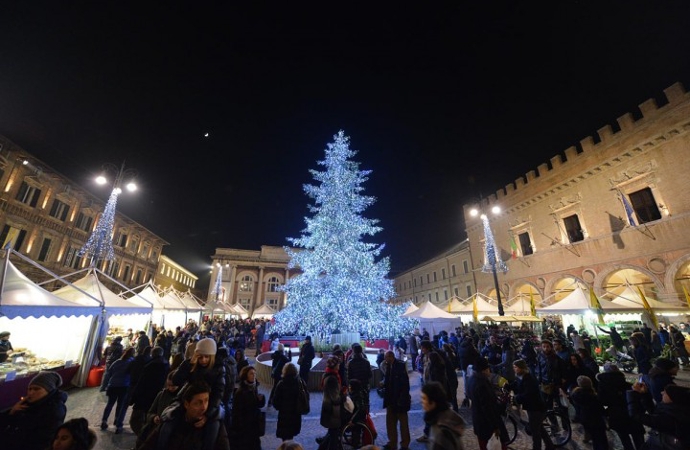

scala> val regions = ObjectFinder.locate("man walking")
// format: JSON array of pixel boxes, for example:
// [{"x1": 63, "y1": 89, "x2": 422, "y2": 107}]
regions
[{"x1": 298, "y1": 335, "x2": 315, "y2": 383}]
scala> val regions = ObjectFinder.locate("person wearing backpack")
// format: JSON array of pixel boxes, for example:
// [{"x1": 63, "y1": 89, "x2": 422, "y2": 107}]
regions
[{"x1": 273, "y1": 362, "x2": 308, "y2": 442}]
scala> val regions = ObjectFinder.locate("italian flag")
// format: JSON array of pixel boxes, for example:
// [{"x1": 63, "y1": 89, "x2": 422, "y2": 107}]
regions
[{"x1": 509, "y1": 235, "x2": 518, "y2": 259}]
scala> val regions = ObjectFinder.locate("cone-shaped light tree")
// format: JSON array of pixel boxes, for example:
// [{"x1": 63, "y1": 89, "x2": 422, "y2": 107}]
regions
[{"x1": 273, "y1": 131, "x2": 413, "y2": 341}]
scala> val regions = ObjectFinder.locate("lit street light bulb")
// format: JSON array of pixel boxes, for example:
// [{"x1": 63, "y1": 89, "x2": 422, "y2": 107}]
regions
[
  {"x1": 126, "y1": 182, "x2": 137, "y2": 192},
  {"x1": 96, "y1": 175, "x2": 107, "y2": 185}
]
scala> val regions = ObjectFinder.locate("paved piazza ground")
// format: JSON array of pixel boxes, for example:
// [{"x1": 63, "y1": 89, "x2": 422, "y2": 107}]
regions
[{"x1": 63, "y1": 355, "x2": 690, "y2": 450}]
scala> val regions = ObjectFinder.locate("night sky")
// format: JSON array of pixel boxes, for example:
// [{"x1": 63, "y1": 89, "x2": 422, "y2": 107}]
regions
[{"x1": 2, "y1": 3, "x2": 690, "y2": 289}]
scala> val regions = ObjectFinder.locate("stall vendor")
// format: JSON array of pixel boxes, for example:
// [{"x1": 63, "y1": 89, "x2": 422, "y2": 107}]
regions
[{"x1": 0, "y1": 331, "x2": 13, "y2": 363}]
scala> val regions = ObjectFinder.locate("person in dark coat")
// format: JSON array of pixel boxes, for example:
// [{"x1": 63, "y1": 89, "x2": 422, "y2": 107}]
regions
[
  {"x1": 570, "y1": 376, "x2": 608, "y2": 450},
  {"x1": 128, "y1": 345, "x2": 153, "y2": 393},
  {"x1": 103, "y1": 336, "x2": 124, "y2": 368},
  {"x1": 458, "y1": 335, "x2": 479, "y2": 407},
  {"x1": 596, "y1": 363, "x2": 644, "y2": 450},
  {"x1": 421, "y1": 381, "x2": 465, "y2": 450},
  {"x1": 629, "y1": 333, "x2": 652, "y2": 375},
  {"x1": 273, "y1": 362, "x2": 305, "y2": 442},
  {"x1": 564, "y1": 353, "x2": 596, "y2": 393},
  {"x1": 139, "y1": 381, "x2": 230, "y2": 450},
  {"x1": 129, "y1": 346, "x2": 169, "y2": 436},
  {"x1": 319, "y1": 373, "x2": 344, "y2": 450},
  {"x1": 298, "y1": 335, "x2": 316, "y2": 383},
  {"x1": 511, "y1": 359, "x2": 554, "y2": 450},
  {"x1": 627, "y1": 382, "x2": 690, "y2": 450},
  {"x1": 466, "y1": 357, "x2": 509, "y2": 450},
  {"x1": 382, "y1": 350, "x2": 411, "y2": 450},
  {"x1": 230, "y1": 366, "x2": 265, "y2": 450},
  {"x1": 0, "y1": 370, "x2": 67, "y2": 450},
  {"x1": 647, "y1": 357, "x2": 678, "y2": 404},
  {"x1": 597, "y1": 326, "x2": 624, "y2": 350},
  {"x1": 136, "y1": 331, "x2": 151, "y2": 356},
  {"x1": 268, "y1": 343, "x2": 290, "y2": 406},
  {"x1": 101, "y1": 347, "x2": 135, "y2": 433},
  {"x1": 346, "y1": 343, "x2": 373, "y2": 411}
]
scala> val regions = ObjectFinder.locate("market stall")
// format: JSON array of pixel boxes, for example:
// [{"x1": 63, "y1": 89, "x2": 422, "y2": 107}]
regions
[
  {"x1": 0, "y1": 258, "x2": 100, "y2": 409},
  {"x1": 252, "y1": 303, "x2": 275, "y2": 319},
  {"x1": 132, "y1": 282, "x2": 188, "y2": 330},
  {"x1": 168, "y1": 288, "x2": 203, "y2": 324},
  {"x1": 403, "y1": 301, "x2": 462, "y2": 335}
]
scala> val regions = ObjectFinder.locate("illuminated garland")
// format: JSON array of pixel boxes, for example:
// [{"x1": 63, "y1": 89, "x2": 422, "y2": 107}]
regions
[
  {"x1": 273, "y1": 131, "x2": 414, "y2": 340},
  {"x1": 481, "y1": 215, "x2": 508, "y2": 273},
  {"x1": 78, "y1": 189, "x2": 119, "y2": 263}
]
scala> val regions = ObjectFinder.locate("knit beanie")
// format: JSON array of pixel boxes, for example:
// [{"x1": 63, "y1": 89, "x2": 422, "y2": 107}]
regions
[
  {"x1": 30, "y1": 371, "x2": 62, "y2": 393},
  {"x1": 195, "y1": 338, "x2": 217, "y2": 356}
]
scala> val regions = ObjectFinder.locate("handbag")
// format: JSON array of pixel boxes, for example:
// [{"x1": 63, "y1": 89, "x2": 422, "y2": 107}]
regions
[
  {"x1": 297, "y1": 378, "x2": 310, "y2": 415},
  {"x1": 257, "y1": 410, "x2": 266, "y2": 437}
]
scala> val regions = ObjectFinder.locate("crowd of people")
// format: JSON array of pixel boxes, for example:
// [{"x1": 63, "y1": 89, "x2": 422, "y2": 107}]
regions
[{"x1": 1, "y1": 316, "x2": 689, "y2": 450}]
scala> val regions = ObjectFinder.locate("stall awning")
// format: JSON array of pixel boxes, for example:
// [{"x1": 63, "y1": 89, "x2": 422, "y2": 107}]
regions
[
  {"x1": 252, "y1": 303, "x2": 275, "y2": 318},
  {"x1": 481, "y1": 315, "x2": 543, "y2": 323},
  {"x1": 0, "y1": 261, "x2": 100, "y2": 318},
  {"x1": 53, "y1": 271, "x2": 152, "y2": 315}
]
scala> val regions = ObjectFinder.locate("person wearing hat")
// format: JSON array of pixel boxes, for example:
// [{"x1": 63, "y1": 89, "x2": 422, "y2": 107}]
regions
[
  {"x1": 297, "y1": 335, "x2": 315, "y2": 384},
  {"x1": 628, "y1": 382, "x2": 690, "y2": 449},
  {"x1": 172, "y1": 337, "x2": 226, "y2": 449},
  {"x1": 570, "y1": 376, "x2": 608, "y2": 450},
  {"x1": 102, "y1": 335, "x2": 124, "y2": 369},
  {"x1": 51, "y1": 417, "x2": 97, "y2": 450},
  {"x1": 466, "y1": 357, "x2": 509, "y2": 450},
  {"x1": 596, "y1": 362, "x2": 644, "y2": 450},
  {"x1": 0, "y1": 370, "x2": 67, "y2": 450},
  {"x1": 511, "y1": 359, "x2": 554, "y2": 450},
  {"x1": 0, "y1": 331, "x2": 13, "y2": 363}
]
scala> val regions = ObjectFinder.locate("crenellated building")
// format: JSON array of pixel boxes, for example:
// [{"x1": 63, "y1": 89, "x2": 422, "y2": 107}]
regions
[
  {"x1": 462, "y1": 82, "x2": 690, "y2": 311},
  {"x1": 0, "y1": 135, "x2": 169, "y2": 292}
]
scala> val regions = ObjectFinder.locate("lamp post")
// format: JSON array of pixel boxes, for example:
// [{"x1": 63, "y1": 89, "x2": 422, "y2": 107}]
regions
[
  {"x1": 79, "y1": 162, "x2": 137, "y2": 266},
  {"x1": 470, "y1": 204, "x2": 508, "y2": 316}
]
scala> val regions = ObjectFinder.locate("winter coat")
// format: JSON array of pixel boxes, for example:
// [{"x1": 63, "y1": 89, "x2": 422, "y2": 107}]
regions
[
  {"x1": 103, "y1": 356, "x2": 134, "y2": 391},
  {"x1": 299, "y1": 342, "x2": 315, "y2": 367},
  {"x1": 128, "y1": 354, "x2": 153, "y2": 388},
  {"x1": 382, "y1": 359, "x2": 411, "y2": 412},
  {"x1": 458, "y1": 338, "x2": 479, "y2": 371},
  {"x1": 627, "y1": 390, "x2": 690, "y2": 450},
  {"x1": 347, "y1": 354, "x2": 373, "y2": 385},
  {"x1": 535, "y1": 351, "x2": 566, "y2": 388},
  {"x1": 425, "y1": 407, "x2": 466, "y2": 450},
  {"x1": 271, "y1": 350, "x2": 289, "y2": 380},
  {"x1": 480, "y1": 343, "x2": 502, "y2": 366},
  {"x1": 633, "y1": 345, "x2": 652, "y2": 375},
  {"x1": 230, "y1": 381, "x2": 265, "y2": 449},
  {"x1": 596, "y1": 371, "x2": 643, "y2": 433},
  {"x1": 467, "y1": 372, "x2": 504, "y2": 441},
  {"x1": 0, "y1": 388, "x2": 67, "y2": 450},
  {"x1": 320, "y1": 391, "x2": 344, "y2": 429},
  {"x1": 570, "y1": 387, "x2": 607, "y2": 430},
  {"x1": 104, "y1": 342, "x2": 124, "y2": 368},
  {"x1": 139, "y1": 401, "x2": 230, "y2": 450},
  {"x1": 136, "y1": 334, "x2": 151, "y2": 355},
  {"x1": 512, "y1": 372, "x2": 546, "y2": 412},
  {"x1": 648, "y1": 366, "x2": 675, "y2": 404},
  {"x1": 172, "y1": 358, "x2": 226, "y2": 419},
  {"x1": 273, "y1": 374, "x2": 303, "y2": 439},
  {"x1": 130, "y1": 357, "x2": 170, "y2": 410}
]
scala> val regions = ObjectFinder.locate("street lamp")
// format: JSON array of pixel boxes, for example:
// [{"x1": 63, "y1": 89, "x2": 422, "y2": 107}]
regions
[
  {"x1": 470, "y1": 203, "x2": 508, "y2": 316},
  {"x1": 79, "y1": 162, "x2": 137, "y2": 266}
]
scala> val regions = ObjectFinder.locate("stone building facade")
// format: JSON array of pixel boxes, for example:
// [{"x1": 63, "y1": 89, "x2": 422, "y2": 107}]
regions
[
  {"x1": 462, "y1": 82, "x2": 690, "y2": 311},
  {"x1": 392, "y1": 240, "x2": 476, "y2": 306},
  {"x1": 209, "y1": 246, "x2": 296, "y2": 315},
  {"x1": 155, "y1": 254, "x2": 199, "y2": 294},
  {"x1": 0, "y1": 135, "x2": 169, "y2": 292}
]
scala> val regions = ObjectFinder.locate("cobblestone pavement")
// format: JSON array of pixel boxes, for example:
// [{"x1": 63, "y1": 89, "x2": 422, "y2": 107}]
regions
[{"x1": 64, "y1": 357, "x2": 690, "y2": 450}]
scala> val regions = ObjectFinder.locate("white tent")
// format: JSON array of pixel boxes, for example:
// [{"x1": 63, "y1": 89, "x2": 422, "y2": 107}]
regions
[
  {"x1": 537, "y1": 287, "x2": 625, "y2": 314},
  {"x1": 53, "y1": 271, "x2": 152, "y2": 315},
  {"x1": 457, "y1": 294, "x2": 501, "y2": 314},
  {"x1": 606, "y1": 285, "x2": 687, "y2": 312},
  {"x1": 403, "y1": 301, "x2": 462, "y2": 335},
  {"x1": 0, "y1": 259, "x2": 98, "y2": 374},
  {"x1": 132, "y1": 282, "x2": 188, "y2": 330},
  {"x1": 438, "y1": 296, "x2": 465, "y2": 314},
  {"x1": 252, "y1": 303, "x2": 275, "y2": 319},
  {"x1": 402, "y1": 303, "x2": 419, "y2": 317},
  {"x1": 505, "y1": 296, "x2": 533, "y2": 315},
  {"x1": 230, "y1": 302, "x2": 249, "y2": 318},
  {"x1": 204, "y1": 299, "x2": 233, "y2": 316}
]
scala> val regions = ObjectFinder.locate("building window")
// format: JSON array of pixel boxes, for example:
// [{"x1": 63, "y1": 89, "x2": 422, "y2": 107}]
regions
[
  {"x1": 435, "y1": 292, "x2": 439, "y2": 302},
  {"x1": 49, "y1": 199, "x2": 70, "y2": 221},
  {"x1": 426, "y1": 274, "x2": 430, "y2": 284},
  {"x1": 444, "y1": 289, "x2": 448, "y2": 300},
  {"x1": 37, "y1": 237, "x2": 52, "y2": 262},
  {"x1": 152, "y1": 250, "x2": 158, "y2": 261},
  {"x1": 122, "y1": 265, "x2": 131, "y2": 282},
  {"x1": 413, "y1": 279, "x2": 417, "y2": 288},
  {"x1": 267, "y1": 298, "x2": 278, "y2": 310},
  {"x1": 239, "y1": 275, "x2": 253, "y2": 292},
  {"x1": 75, "y1": 212, "x2": 93, "y2": 232},
  {"x1": 0, "y1": 225, "x2": 26, "y2": 251},
  {"x1": 239, "y1": 298, "x2": 251, "y2": 309},
  {"x1": 462, "y1": 260, "x2": 469, "y2": 274},
  {"x1": 130, "y1": 236, "x2": 139, "y2": 253},
  {"x1": 142, "y1": 243, "x2": 150, "y2": 259},
  {"x1": 563, "y1": 214, "x2": 584, "y2": 243},
  {"x1": 160, "y1": 264, "x2": 165, "y2": 274},
  {"x1": 466, "y1": 285, "x2": 473, "y2": 297},
  {"x1": 441, "y1": 268, "x2": 446, "y2": 280},
  {"x1": 628, "y1": 187, "x2": 662, "y2": 224},
  {"x1": 15, "y1": 182, "x2": 41, "y2": 207},
  {"x1": 267, "y1": 276, "x2": 280, "y2": 292},
  {"x1": 64, "y1": 246, "x2": 83, "y2": 269},
  {"x1": 116, "y1": 232, "x2": 128, "y2": 248},
  {"x1": 518, "y1": 232, "x2": 533, "y2": 256},
  {"x1": 433, "y1": 272, "x2": 437, "y2": 282},
  {"x1": 427, "y1": 293, "x2": 432, "y2": 302},
  {"x1": 454, "y1": 287, "x2": 459, "y2": 297},
  {"x1": 452, "y1": 264, "x2": 457, "y2": 277},
  {"x1": 135, "y1": 268, "x2": 143, "y2": 284},
  {"x1": 111, "y1": 261, "x2": 120, "y2": 278},
  {"x1": 420, "y1": 276, "x2": 423, "y2": 286}
]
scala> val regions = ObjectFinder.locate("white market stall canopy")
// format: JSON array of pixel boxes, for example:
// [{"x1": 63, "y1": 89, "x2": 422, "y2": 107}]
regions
[
  {"x1": 230, "y1": 302, "x2": 249, "y2": 317},
  {"x1": 204, "y1": 299, "x2": 233, "y2": 315},
  {"x1": 505, "y1": 297, "x2": 533, "y2": 315},
  {"x1": 52, "y1": 271, "x2": 152, "y2": 315},
  {"x1": 438, "y1": 296, "x2": 465, "y2": 314},
  {"x1": 252, "y1": 303, "x2": 275, "y2": 319},
  {"x1": 605, "y1": 286, "x2": 688, "y2": 312},
  {"x1": 171, "y1": 289, "x2": 203, "y2": 312},
  {"x1": 401, "y1": 303, "x2": 419, "y2": 316},
  {"x1": 403, "y1": 301, "x2": 462, "y2": 335},
  {"x1": 481, "y1": 315, "x2": 543, "y2": 323},
  {"x1": 537, "y1": 287, "x2": 630, "y2": 315},
  {"x1": 457, "y1": 294, "x2": 502, "y2": 314},
  {"x1": 404, "y1": 301, "x2": 458, "y2": 319},
  {"x1": 132, "y1": 283, "x2": 186, "y2": 310},
  {"x1": 0, "y1": 260, "x2": 100, "y2": 318}
]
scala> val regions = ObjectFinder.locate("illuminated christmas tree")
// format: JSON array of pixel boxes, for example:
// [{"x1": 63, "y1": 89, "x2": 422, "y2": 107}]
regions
[
  {"x1": 78, "y1": 189, "x2": 119, "y2": 264},
  {"x1": 273, "y1": 131, "x2": 412, "y2": 341}
]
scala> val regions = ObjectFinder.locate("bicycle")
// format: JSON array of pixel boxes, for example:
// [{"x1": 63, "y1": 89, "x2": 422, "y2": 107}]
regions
[
  {"x1": 340, "y1": 420, "x2": 376, "y2": 450},
  {"x1": 499, "y1": 390, "x2": 572, "y2": 447}
]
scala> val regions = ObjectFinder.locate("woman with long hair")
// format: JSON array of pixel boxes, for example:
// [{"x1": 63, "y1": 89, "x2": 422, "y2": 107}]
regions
[
  {"x1": 319, "y1": 374, "x2": 344, "y2": 450},
  {"x1": 101, "y1": 347, "x2": 135, "y2": 433},
  {"x1": 273, "y1": 362, "x2": 305, "y2": 442},
  {"x1": 230, "y1": 366, "x2": 266, "y2": 450},
  {"x1": 51, "y1": 418, "x2": 97, "y2": 450}
]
